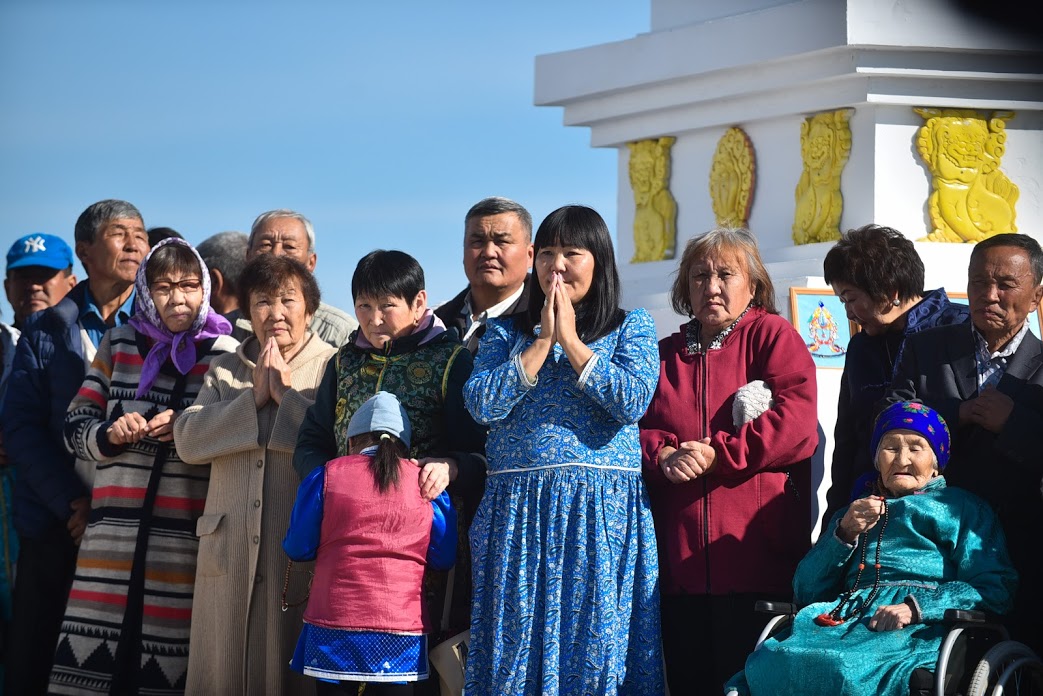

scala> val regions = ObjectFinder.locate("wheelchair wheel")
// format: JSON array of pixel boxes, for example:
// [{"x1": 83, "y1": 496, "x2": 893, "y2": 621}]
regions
[{"x1": 965, "y1": 641, "x2": 1043, "y2": 696}]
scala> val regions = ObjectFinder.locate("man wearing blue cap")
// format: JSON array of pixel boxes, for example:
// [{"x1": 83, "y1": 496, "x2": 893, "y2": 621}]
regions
[
  {"x1": 4, "y1": 233, "x2": 77, "y2": 329},
  {"x1": 0, "y1": 234, "x2": 76, "y2": 686}
]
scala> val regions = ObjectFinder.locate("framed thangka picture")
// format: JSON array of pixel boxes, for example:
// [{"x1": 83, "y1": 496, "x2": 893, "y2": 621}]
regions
[
  {"x1": 789, "y1": 287, "x2": 856, "y2": 369},
  {"x1": 946, "y1": 291, "x2": 1043, "y2": 339}
]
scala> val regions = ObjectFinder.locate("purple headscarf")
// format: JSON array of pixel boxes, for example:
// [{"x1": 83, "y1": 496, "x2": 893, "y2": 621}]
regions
[{"x1": 128, "y1": 237, "x2": 231, "y2": 399}]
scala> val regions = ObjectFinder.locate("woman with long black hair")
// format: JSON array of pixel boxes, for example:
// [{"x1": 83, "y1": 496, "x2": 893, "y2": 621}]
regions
[{"x1": 463, "y1": 205, "x2": 663, "y2": 695}]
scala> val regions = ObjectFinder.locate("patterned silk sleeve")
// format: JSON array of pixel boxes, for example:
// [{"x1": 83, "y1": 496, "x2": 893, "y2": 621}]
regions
[
  {"x1": 576, "y1": 309, "x2": 659, "y2": 425},
  {"x1": 906, "y1": 493, "x2": 1017, "y2": 622},
  {"x1": 464, "y1": 319, "x2": 533, "y2": 425},
  {"x1": 63, "y1": 330, "x2": 123, "y2": 461},
  {"x1": 282, "y1": 464, "x2": 326, "y2": 562}
]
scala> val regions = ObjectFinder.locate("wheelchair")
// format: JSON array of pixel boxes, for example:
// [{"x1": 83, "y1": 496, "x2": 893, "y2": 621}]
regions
[{"x1": 730, "y1": 601, "x2": 1043, "y2": 696}]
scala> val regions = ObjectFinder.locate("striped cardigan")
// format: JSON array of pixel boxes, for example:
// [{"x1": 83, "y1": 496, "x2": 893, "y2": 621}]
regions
[{"x1": 50, "y1": 325, "x2": 237, "y2": 696}]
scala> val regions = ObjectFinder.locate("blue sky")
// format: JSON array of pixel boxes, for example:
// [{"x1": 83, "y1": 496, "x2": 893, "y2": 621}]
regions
[{"x1": 0, "y1": 0, "x2": 647, "y2": 321}]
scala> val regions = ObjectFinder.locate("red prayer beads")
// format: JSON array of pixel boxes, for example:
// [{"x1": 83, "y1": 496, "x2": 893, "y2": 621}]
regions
[{"x1": 814, "y1": 498, "x2": 889, "y2": 627}]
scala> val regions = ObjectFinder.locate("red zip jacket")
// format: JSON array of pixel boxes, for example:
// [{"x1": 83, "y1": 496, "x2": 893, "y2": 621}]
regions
[{"x1": 639, "y1": 308, "x2": 818, "y2": 596}]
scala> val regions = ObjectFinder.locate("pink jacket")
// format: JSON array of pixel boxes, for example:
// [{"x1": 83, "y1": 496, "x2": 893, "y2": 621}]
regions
[{"x1": 286, "y1": 455, "x2": 455, "y2": 633}]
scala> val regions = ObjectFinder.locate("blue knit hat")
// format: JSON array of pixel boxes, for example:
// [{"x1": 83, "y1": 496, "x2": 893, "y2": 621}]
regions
[
  {"x1": 871, "y1": 401, "x2": 950, "y2": 470},
  {"x1": 347, "y1": 391, "x2": 411, "y2": 448}
]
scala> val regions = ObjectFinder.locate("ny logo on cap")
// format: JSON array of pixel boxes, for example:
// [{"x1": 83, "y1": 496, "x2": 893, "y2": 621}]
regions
[{"x1": 23, "y1": 236, "x2": 47, "y2": 253}]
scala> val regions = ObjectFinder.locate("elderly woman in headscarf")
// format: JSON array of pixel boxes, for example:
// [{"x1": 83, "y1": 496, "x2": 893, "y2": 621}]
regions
[
  {"x1": 726, "y1": 402, "x2": 1017, "y2": 696},
  {"x1": 49, "y1": 238, "x2": 237, "y2": 696}
]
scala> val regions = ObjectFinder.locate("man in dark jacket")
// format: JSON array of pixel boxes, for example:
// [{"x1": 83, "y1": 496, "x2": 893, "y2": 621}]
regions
[
  {"x1": 434, "y1": 197, "x2": 533, "y2": 354},
  {"x1": 888, "y1": 232, "x2": 1043, "y2": 656},
  {"x1": 2, "y1": 199, "x2": 147, "y2": 695}
]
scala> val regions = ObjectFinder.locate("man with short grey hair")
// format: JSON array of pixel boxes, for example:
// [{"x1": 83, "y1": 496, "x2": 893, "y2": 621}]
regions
[
  {"x1": 435, "y1": 196, "x2": 533, "y2": 354},
  {"x1": 197, "y1": 230, "x2": 248, "y2": 317},
  {"x1": 2, "y1": 199, "x2": 148, "y2": 694},
  {"x1": 233, "y1": 209, "x2": 357, "y2": 347}
]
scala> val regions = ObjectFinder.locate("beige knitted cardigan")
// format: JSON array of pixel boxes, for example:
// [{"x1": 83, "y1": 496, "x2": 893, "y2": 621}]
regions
[{"x1": 174, "y1": 332, "x2": 335, "y2": 696}]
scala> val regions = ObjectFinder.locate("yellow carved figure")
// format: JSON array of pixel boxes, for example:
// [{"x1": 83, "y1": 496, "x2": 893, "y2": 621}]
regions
[
  {"x1": 792, "y1": 110, "x2": 852, "y2": 245},
  {"x1": 914, "y1": 108, "x2": 1019, "y2": 243},
  {"x1": 710, "y1": 127, "x2": 756, "y2": 227},
  {"x1": 629, "y1": 137, "x2": 678, "y2": 262}
]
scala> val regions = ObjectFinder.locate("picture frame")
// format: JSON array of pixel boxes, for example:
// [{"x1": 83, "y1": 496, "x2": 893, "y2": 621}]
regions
[
  {"x1": 945, "y1": 291, "x2": 1043, "y2": 340},
  {"x1": 788, "y1": 287, "x2": 857, "y2": 369}
]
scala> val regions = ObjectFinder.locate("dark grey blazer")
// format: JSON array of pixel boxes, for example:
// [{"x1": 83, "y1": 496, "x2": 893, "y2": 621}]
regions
[{"x1": 888, "y1": 320, "x2": 1043, "y2": 650}]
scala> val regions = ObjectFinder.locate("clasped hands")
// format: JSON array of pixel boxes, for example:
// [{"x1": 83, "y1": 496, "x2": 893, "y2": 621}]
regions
[
  {"x1": 253, "y1": 337, "x2": 293, "y2": 408},
  {"x1": 537, "y1": 271, "x2": 579, "y2": 349},
  {"x1": 522, "y1": 272, "x2": 593, "y2": 378},
  {"x1": 658, "y1": 438, "x2": 717, "y2": 484},
  {"x1": 107, "y1": 408, "x2": 179, "y2": 445}
]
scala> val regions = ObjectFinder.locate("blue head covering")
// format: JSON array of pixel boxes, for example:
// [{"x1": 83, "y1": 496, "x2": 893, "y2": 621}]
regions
[
  {"x1": 871, "y1": 401, "x2": 951, "y2": 470},
  {"x1": 347, "y1": 391, "x2": 412, "y2": 448}
]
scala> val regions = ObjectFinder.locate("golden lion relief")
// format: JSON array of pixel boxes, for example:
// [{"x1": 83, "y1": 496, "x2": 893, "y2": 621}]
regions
[
  {"x1": 792, "y1": 109, "x2": 852, "y2": 245},
  {"x1": 710, "y1": 127, "x2": 755, "y2": 228},
  {"x1": 628, "y1": 137, "x2": 678, "y2": 263},
  {"x1": 914, "y1": 108, "x2": 1019, "y2": 243}
]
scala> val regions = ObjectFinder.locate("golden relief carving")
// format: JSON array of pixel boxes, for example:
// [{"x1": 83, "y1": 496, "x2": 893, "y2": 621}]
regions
[
  {"x1": 914, "y1": 108, "x2": 1019, "y2": 243},
  {"x1": 792, "y1": 109, "x2": 852, "y2": 245},
  {"x1": 709, "y1": 127, "x2": 755, "y2": 227},
  {"x1": 628, "y1": 137, "x2": 678, "y2": 262}
]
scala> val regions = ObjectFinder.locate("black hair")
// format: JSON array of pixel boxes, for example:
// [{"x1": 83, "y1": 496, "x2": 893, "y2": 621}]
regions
[
  {"x1": 823, "y1": 225, "x2": 924, "y2": 304},
  {"x1": 351, "y1": 250, "x2": 425, "y2": 302},
  {"x1": 147, "y1": 227, "x2": 184, "y2": 247},
  {"x1": 349, "y1": 432, "x2": 409, "y2": 493},
  {"x1": 464, "y1": 197, "x2": 533, "y2": 240},
  {"x1": 237, "y1": 255, "x2": 321, "y2": 320},
  {"x1": 970, "y1": 233, "x2": 1043, "y2": 285},
  {"x1": 522, "y1": 205, "x2": 624, "y2": 343},
  {"x1": 145, "y1": 242, "x2": 202, "y2": 287}
]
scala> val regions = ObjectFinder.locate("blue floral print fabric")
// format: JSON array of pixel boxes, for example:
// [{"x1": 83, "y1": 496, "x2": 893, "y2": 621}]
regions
[{"x1": 462, "y1": 309, "x2": 664, "y2": 695}]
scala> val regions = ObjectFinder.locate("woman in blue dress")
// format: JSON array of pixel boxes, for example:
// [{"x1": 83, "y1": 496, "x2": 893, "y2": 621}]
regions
[
  {"x1": 726, "y1": 401, "x2": 1017, "y2": 696},
  {"x1": 463, "y1": 205, "x2": 663, "y2": 695}
]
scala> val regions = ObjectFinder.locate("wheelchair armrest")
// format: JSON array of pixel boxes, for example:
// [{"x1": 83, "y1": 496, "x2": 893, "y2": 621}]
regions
[
  {"x1": 943, "y1": 609, "x2": 1006, "y2": 625},
  {"x1": 944, "y1": 609, "x2": 987, "y2": 623},
  {"x1": 756, "y1": 601, "x2": 797, "y2": 616}
]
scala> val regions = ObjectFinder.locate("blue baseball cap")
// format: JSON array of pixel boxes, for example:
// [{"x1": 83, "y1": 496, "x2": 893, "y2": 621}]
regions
[{"x1": 6, "y1": 234, "x2": 74, "y2": 272}]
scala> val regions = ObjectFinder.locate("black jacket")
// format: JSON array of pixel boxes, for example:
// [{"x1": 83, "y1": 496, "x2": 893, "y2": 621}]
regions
[{"x1": 434, "y1": 281, "x2": 530, "y2": 354}]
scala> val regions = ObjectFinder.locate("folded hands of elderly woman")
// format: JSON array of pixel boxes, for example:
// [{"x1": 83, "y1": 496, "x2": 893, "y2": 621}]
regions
[
  {"x1": 657, "y1": 438, "x2": 716, "y2": 483},
  {"x1": 252, "y1": 336, "x2": 294, "y2": 408},
  {"x1": 108, "y1": 409, "x2": 179, "y2": 444}
]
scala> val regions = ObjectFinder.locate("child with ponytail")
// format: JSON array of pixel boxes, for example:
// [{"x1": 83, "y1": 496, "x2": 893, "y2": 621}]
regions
[{"x1": 283, "y1": 391, "x2": 456, "y2": 695}]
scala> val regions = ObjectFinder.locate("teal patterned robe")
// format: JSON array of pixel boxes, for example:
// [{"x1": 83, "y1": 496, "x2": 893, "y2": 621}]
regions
[{"x1": 728, "y1": 477, "x2": 1016, "y2": 696}]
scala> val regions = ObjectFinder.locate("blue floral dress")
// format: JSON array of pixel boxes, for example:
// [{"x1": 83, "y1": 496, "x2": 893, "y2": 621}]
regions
[
  {"x1": 463, "y1": 309, "x2": 664, "y2": 696},
  {"x1": 727, "y1": 477, "x2": 1017, "y2": 696}
]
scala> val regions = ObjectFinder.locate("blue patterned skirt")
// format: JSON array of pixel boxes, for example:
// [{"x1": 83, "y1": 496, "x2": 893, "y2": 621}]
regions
[
  {"x1": 289, "y1": 624, "x2": 429, "y2": 683},
  {"x1": 465, "y1": 464, "x2": 663, "y2": 695}
]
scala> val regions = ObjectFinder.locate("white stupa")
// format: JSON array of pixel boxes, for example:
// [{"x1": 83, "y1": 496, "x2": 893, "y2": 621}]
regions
[{"x1": 534, "y1": 0, "x2": 1043, "y2": 530}]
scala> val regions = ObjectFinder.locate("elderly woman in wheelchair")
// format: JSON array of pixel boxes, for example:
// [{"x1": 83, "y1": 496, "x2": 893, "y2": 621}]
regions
[{"x1": 726, "y1": 401, "x2": 1018, "y2": 696}]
